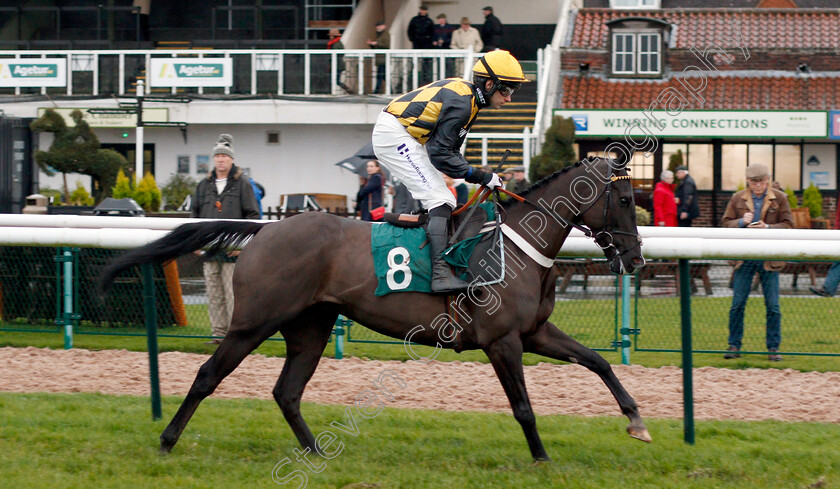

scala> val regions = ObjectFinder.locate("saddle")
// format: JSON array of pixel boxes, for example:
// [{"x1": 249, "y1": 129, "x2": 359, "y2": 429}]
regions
[{"x1": 383, "y1": 207, "x2": 489, "y2": 244}]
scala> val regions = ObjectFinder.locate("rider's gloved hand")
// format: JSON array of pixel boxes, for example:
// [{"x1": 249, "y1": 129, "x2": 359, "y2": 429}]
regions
[{"x1": 486, "y1": 173, "x2": 504, "y2": 189}]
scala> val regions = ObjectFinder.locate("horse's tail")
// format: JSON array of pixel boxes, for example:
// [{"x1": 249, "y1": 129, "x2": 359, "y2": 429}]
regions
[{"x1": 98, "y1": 220, "x2": 266, "y2": 294}]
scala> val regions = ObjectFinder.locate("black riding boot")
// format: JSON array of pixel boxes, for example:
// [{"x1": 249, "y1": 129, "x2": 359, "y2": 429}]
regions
[{"x1": 428, "y1": 207, "x2": 470, "y2": 294}]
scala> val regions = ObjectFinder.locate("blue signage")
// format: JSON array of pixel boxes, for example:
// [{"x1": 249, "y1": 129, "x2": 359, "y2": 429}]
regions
[{"x1": 571, "y1": 114, "x2": 588, "y2": 132}]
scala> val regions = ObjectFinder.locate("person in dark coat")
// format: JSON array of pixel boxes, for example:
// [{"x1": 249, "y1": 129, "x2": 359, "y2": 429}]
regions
[
  {"x1": 366, "y1": 21, "x2": 391, "y2": 94},
  {"x1": 480, "y1": 6, "x2": 503, "y2": 52},
  {"x1": 190, "y1": 134, "x2": 259, "y2": 344},
  {"x1": 433, "y1": 13, "x2": 457, "y2": 49},
  {"x1": 408, "y1": 4, "x2": 436, "y2": 85},
  {"x1": 407, "y1": 5, "x2": 435, "y2": 49},
  {"x1": 356, "y1": 160, "x2": 384, "y2": 221},
  {"x1": 674, "y1": 165, "x2": 700, "y2": 226}
]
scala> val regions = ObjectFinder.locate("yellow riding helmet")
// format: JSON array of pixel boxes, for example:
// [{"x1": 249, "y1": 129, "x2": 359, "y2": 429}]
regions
[{"x1": 472, "y1": 50, "x2": 529, "y2": 84}]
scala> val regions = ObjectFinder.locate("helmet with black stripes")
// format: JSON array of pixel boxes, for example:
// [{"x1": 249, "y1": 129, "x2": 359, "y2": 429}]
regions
[{"x1": 472, "y1": 50, "x2": 529, "y2": 97}]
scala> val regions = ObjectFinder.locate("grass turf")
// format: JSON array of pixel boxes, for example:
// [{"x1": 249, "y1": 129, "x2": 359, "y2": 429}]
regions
[{"x1": 1, "y1": 392, "x2": 839, "y2": 489}]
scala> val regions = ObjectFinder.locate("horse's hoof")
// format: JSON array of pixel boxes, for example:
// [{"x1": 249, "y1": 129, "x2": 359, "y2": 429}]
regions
[
  {"x1": 627, "y1": 426, "x2": 653, "y2": 443},
  {"x1": 160, "y1": 439, "x2": 175, "y2": 455}
]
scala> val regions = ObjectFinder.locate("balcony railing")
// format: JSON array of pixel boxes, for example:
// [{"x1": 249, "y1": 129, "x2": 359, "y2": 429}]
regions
[{"x1": 0, "y1": 48, "x2": 484, "y2": 98}]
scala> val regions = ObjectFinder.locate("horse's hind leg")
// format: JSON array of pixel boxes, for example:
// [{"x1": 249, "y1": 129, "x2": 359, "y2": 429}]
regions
[
  {"x1": 484, "y1": 334, "x2": 550, "y2": 462},
  {"x1": 159, "y1": 323, "x2": 279, "y2": 454},
  {"x1": 272, "y1": 305, "x2": 337, "y2": 454},
  {"x1": 522, "y1": 320, "x2": 652, "y2": 443}
]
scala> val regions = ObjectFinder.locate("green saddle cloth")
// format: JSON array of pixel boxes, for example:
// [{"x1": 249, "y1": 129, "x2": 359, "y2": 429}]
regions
[{"x1": 371, "y1": 203, "x2": 496, "y2": 296}]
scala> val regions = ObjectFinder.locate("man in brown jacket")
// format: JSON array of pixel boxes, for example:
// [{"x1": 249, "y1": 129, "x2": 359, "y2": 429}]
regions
[{"x1": 721, "y1": 163, "x2": 793, "y2": 361}]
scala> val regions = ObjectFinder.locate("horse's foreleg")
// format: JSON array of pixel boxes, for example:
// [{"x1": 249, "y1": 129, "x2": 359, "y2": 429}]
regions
[
  {"x1": 522, "y1": 321, "x2": 652, "y2": 443},
  {"x1": 160, "y1": 326, "x2": 277, "y2": 454},
  {"x1": 272, "y1": 306, "x2": 337, "y2": 455},
  {"x1": 484, "y1": 334, "x2": 550, "y2": 462}
]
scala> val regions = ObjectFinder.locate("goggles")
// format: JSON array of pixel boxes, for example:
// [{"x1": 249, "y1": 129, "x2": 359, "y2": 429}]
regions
[{"x1": 497, "y1": 82, "x2": 521, "y2": 97}]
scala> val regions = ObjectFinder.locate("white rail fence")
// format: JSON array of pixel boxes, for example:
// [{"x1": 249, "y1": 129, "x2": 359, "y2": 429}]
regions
[{"x1": 2, "y1": 215, "x2": 840, "y2": 261}]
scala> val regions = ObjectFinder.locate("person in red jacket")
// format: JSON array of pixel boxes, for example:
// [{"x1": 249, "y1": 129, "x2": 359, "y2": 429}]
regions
[{"x1": 653, "y1": 169, "x2": 678, "y2": 227}]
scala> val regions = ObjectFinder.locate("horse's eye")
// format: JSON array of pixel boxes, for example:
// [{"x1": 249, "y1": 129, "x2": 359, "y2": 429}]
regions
[{"x1": 619, "y1": 197, "x2": 631, "y2": 207}]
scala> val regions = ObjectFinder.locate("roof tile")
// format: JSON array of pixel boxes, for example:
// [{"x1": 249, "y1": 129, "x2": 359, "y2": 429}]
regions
[
  {"x1": 571, "y1": 9, "x2": 840, "y2": 49},
  {"x1": 561, "y1": 75, "x2": 840, "y2": 110}
]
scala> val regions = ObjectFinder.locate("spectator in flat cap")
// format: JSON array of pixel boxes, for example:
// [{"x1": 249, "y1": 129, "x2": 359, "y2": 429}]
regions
[
  {"x1": 451, "y1": 16, "x2": 483, "y2": 53},
  {"x1": 505, "y1": 166, "x2": 529, "y2": 195},
  {"x1": 408, "y1": 4, "x2": 434, "y2": 49},
  {"x1": 480, "y1": 5, "x2": 503, "y2": 52},
  {"x1": 433, "y1": 13, "x2": 456, "y2": 49},
  {"x1": 366, "y1": 20, "x2": 391, "y2": 93},
  {"x1": 721, "y1": 163, "x2": 793, "y2": 362},
  {"x1": 408, "y1": 3, "x2": 436, "y2": 84},
  {"x1": 674, "y1": 165, "x2": 699, "y2": 226},
  {"x1": 450, "y1": 17, "x2": 483, "y2": 75}
]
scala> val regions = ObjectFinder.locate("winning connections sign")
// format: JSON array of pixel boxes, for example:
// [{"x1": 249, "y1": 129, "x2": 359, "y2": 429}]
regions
[
  {"x1": 0, "y1": 59, "x2": 67, "y2": 87},
  {"x1": 149, "y1": 58, "x2": 233, "y2": 88}
]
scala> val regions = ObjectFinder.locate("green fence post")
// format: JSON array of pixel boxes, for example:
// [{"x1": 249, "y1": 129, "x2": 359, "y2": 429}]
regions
[
  {"x1": 54, "y1": 247, "x2": 77, "y2": 349},
  {"x1": 621, "y1": 274, "x2": 631, "y2": 365},
  {"x1": 334, "y1": 316, "x2": 346, "y2": 360},
  {"x1": 142, "y1": 263, "x2": 162, "y2": 421},
  {"x1": 679, "y1": 258, "x2": 695, "y2": 445}
]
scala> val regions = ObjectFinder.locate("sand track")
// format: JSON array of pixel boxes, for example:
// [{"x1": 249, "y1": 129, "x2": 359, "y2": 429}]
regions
[{"x1": 1, "y1": 346, "x2": 839, "y2": 423}]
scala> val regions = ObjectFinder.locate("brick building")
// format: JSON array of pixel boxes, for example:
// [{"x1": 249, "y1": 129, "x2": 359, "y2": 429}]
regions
[{"x1": 555, "y1": 0, "x2": 840, "y2": 226}]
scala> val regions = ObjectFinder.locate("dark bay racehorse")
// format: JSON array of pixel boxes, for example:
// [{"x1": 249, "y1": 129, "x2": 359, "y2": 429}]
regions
[{"x1": 100, "y1": 156, "x2": 651, "y2": 461}]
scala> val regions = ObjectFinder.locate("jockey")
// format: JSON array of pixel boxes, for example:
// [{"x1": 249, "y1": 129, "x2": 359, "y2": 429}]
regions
[{"x1": 372, "y1": 50, "x2": 529, "y2": 294}]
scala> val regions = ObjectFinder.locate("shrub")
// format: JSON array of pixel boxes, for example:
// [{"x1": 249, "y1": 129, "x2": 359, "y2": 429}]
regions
[
  {"x1": 635, "y1": 205, "x2": 651, "y2": 226},
  {"x1": 160, "y1": 173, "x2": 196, "y2": 211},
  {"x1": 802, "y1": 182, "x2": 823, "y2": 218},
  {"x1": 112, "y1": 169, "x2": 133, "y2": 199},
  {"x1": 39, "y1": 187, "x2": 64, "y2": 206},
  {"x1": 784, "y1": 187, "x2": 798, "y2": 209},
  {"x1": 68, "y1": 181, "x2": 95, "y2": 206},
  {"x1": 133, "y1": 172, "x2": 162, "y2": 212},
  {"x1": 668, "y1": 149, "x2": 684, "y2": 172},
  {"x1": 529, "y1": 116, "x2": 577, "y2": 183}
]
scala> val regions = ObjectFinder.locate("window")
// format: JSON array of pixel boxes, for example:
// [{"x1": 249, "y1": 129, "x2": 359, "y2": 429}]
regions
[
  {"x1": 774, "y1": 145, "x2": 801, "y2": 191},
  {"x1": 611, "y1": 32, "x2": 661, "y2": 76},
  {"x1": 628, "y1": 151, "x2": 654, "y2": 189},
  {"x1": 748, "y1": 144, "x2": 773, "y2": 168},
  {"x1": 687, "y1": 144, "x2": 713, "y2": 190},
  {"x1": 613, "y1": 34, "x2": 635, "y2": 74},
  {"x1": 722, "y1": 144, "x2": 748, "y2": 191},
  {"x1": 638, "y1": 34, "x2": 660, "y2": 74},
  {"x1": 611, "y1": 0, "x2": 660, "y2": 7},
  {"x1": 586, "y1": 150, "x2": 653, "y2": 190}
]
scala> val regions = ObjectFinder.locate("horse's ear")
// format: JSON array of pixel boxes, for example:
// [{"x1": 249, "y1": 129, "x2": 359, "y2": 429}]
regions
[{"x1": 614, "y1": 148, "x2": 632, "y2": 168}]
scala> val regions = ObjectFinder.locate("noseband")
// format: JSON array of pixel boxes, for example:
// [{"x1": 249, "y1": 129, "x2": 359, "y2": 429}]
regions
[{"x1": 519, "y1": 173, "x2": 642, "y2": 259}]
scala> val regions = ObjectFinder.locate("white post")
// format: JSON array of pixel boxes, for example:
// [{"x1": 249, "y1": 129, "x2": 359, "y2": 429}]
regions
[
  {"x1": 523, "y1": 127, "x2": 531, "y2": 174},
  {"x1": 135, "y1": 80, "x2": 144, "y2": 180}
]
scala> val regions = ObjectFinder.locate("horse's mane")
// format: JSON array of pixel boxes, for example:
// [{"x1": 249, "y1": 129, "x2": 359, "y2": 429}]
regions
[{"x1": 498, "y1": 157, "x2": 601, "y2": 209}]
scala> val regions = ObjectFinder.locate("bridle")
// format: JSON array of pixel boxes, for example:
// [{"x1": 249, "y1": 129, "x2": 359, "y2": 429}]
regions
[{"x1": 512, "y1": 172, "x2": 643, "y2": 262}]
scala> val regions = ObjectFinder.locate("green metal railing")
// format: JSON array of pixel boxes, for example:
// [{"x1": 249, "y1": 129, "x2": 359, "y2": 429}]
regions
[{"x1": 2, "y1": 247, "x2": 839, "y2": 360}]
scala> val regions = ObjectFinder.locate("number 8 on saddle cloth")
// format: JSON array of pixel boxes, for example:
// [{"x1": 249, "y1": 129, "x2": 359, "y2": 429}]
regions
[{"x1": 370, "y1": 203, "x2": 505, "y2": 296}]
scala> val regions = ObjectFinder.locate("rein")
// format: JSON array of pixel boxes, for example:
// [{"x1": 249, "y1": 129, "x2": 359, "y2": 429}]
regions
[{"x1": 452, "y1": 172, "x2": 641, "y2": 261}]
